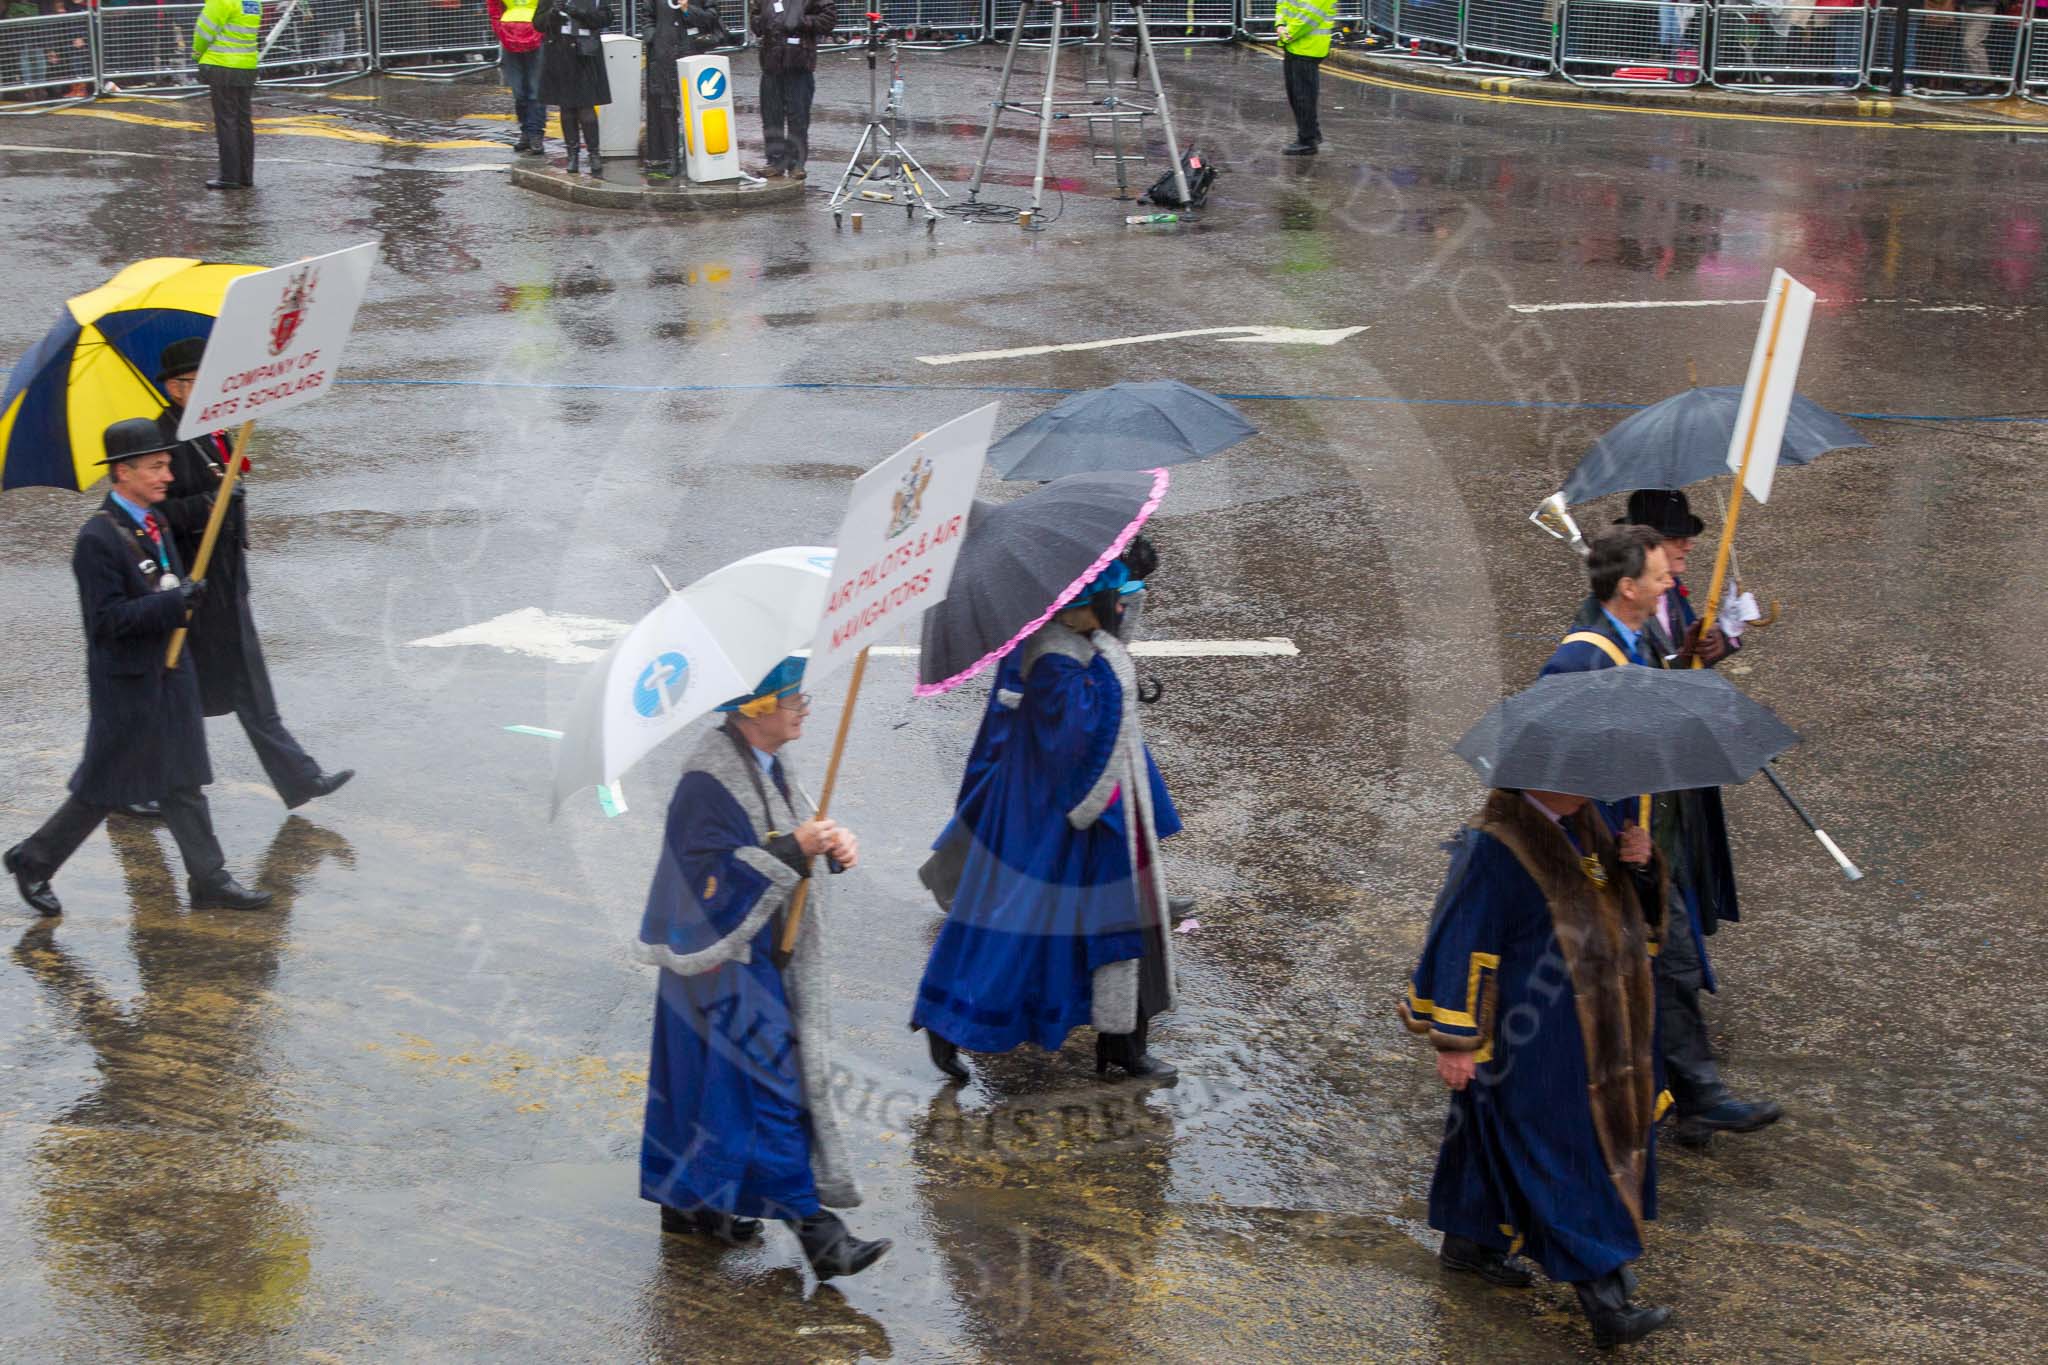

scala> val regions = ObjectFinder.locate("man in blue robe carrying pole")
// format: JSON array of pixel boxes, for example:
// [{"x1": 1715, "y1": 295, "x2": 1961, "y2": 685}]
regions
[
  {"x1": 913, "y1": 560, "x2": 1184, "y2": 1084},
  {"x1": 1542, "y1": 521, "x2": 1784, "y2": 1148},
  {"x1": 635, "y1": 656, "x2": 892, "y2": 1280},
  {"x1": 1401, "y1": 785, "x2": 1673, "y2": 1350}
]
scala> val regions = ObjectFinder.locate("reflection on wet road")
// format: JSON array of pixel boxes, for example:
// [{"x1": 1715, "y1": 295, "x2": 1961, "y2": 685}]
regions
[{"x1": 1, "y1": 43, "x2": 2045, "y2": 1362}]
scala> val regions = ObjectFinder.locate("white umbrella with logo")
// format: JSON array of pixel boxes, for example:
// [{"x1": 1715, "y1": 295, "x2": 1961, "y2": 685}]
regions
[{"x1": 550, "y1": 545, "x2": 837, "y2": 816}]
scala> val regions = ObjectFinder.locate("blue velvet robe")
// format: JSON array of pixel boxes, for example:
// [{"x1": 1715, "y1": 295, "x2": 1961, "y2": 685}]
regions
[
  {"x1": 637, "y1": 761, "x2": 820, "y2": 1220},
  {"x1": 1404, "y1": 795, "x2": 1662, "y2": 1284},
  {"x1": 913, "y1": 636, "x2": 1181, "y2": 1055}
]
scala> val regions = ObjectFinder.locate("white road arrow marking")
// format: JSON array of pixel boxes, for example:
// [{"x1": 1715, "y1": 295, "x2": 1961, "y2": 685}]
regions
[
  {"x1": 409, "y1": 610, "x2": 1299, "y2": 666},
  {"x1": 914, "y1": 325, "x2": 1367, "y2": 367}
]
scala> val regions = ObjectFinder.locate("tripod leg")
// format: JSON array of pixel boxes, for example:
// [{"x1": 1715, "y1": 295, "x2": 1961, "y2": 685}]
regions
[
  {"x1": 1132, "y1": 5, "x2": 1191, "y2": 208},
  {"x1": 1100, "y1": 0, "x2": 1129, "y2": 199},
  {"x1": 969, "y1": 2, "x2": 1032, "y2": 201},
  {"x1": 1030, "y1": 0, "x2": 1064, "y2": 215},
  {"x1": 831, "y1": 123, "x2": 878, "y2": 208}
]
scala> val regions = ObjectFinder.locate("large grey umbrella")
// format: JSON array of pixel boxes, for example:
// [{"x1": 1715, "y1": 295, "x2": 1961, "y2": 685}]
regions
[
  {"x1": 1453, "y1": 668, "x2": 1797, "y2": 802},
  {"x1": 990, "y1": 380, "x2": 1256, "y2": 481},
  {"x1": 1561, "y1": 386, "x2": 1867, "y2": 504},
  {"x1": 915, "y1": 468, "x2": 1167, "y2": 696}
]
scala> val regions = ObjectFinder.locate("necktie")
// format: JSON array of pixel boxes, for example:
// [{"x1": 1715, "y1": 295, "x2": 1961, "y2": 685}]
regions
[{"x1": 768, "y1": 758, "x2": 791, "y2": 804}]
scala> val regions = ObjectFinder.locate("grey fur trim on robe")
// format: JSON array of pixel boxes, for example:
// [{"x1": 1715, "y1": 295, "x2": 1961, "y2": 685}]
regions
[
  {"x1": 1019, "y1": 624, "x2": 1178, "y2": 1036},
  {"x1": 634, "y1": 726, "x2": 862, "y2": 1209}
]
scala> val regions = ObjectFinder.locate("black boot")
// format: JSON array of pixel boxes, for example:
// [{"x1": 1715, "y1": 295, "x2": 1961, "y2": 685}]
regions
[
  {"x1": 1672, "y1": 1097, "x2": 1784, "y2": 1147},
  {"x1": 1095, "y1": 1025, "x2": 1178, "y2": 1083},
  {"x1": 788, "y1": 1211, "x2": 891, "y2": 1281},
  {"x1": 188, "y1": 874, "x2": 273, "y2": 911},
  {"x1": 1573, "y1": 1269, "x2": 1672, "y2": 1350},
  {"x1": 660, "y1": 1204, "x2": 762, "y2": 1245},
  {"x1": 1439, "y1": 1233, "x2": 1535, "y2": 1288},
  {"x1": 565, "y1": 149, "x2": 581, "y2": 175},
  {"x1": 587, "y1": 151, "x2": 602, "y2": 177},
  {"x1": 926, "y1": 1029, "x2": 970, "y2": 1083}
]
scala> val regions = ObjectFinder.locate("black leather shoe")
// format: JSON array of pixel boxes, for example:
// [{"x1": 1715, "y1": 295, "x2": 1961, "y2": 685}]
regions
[
  {"x1": 1574, "y1": 1270, "x2": 1672, "y2": 1350},
  {"x1": 204, "y1": 178, "x2": 247, "y2": 190},
  {"x1": 790, "y1": 1211, "x2": 892, "y2": 1281},
  {"x1": 1095, "y1": 1033, "x2": 1178, "y2": 1083},
  {"x1": 1439, "y1": 1233, "x2": 1535, "y2": 1288},
  {"x1": 189, "y1": 875, "x2": 274, "y2": 911},
  {"x1": 926, "y1": 1030, "x2": 970, "y2": 1083},
  {"x1": 1282, "y1": 141, "x2": 1318, "y2": 156},
  {"x1": 1673, "y1": 1097, "x2": 1783, "y2": 1147},
  {"x1": 286, "y1": 769, "x2": 354, "y2": 810},
  {"x1": 5, "y1": 845, "x2": 61, "y2": 917},
  {"x1": 1167, "y1": 895, "x2": 1195, "y2": 924},
  {"x1": 660, "y1": 1205, "x2": 762, "y2": 1245},
  {"x1": 115, "y1": 801, "x2": 162, "y2": 819}
]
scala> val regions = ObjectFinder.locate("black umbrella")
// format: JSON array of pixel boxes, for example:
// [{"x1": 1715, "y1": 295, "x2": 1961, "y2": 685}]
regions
[
  {"x1": 990, "y1": 380, "x2": 1256, "y2": 481},
  {"x1": 915, "y1": 468, "x2": 1167, "y2": 696},
  {"x1": 1560, "y1": 386, "x2": 1867, "y2": 504},
  {"x1": 1452, "y1": 668, "x2": 1797, "y2": 802}
]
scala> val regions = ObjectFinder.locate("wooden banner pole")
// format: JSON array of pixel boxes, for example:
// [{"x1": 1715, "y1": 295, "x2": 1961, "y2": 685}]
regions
[
  {"x1": 1693, "y1": 286, "x2": 1790, "y2": 670},
  {"x1": 775, "y1": 645, "x2": 870, "y2": 957},
  {"x1": 165, "y1": 420, "x2": 254, "y2": 670}
]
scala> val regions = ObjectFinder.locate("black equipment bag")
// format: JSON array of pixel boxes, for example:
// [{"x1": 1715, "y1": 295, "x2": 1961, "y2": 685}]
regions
[{"x1": 1142, "y1": 148, "x2": 1216, "y2": 209}]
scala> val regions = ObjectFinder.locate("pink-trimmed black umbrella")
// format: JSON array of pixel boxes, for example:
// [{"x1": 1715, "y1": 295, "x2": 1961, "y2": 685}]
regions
[{"x1": 915, "y1": 467, "x2": 1167, "y2": 697}]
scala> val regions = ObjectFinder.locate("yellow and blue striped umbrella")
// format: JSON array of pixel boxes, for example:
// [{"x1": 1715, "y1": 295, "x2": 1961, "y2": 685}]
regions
[{"x1": 0, "y1": 257, "x2": 263, "y2": 492}]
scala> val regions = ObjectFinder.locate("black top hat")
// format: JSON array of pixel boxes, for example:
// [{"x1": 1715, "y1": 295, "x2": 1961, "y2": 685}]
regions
[
  {"x1": 156, "y1": 337, "x2": 206, "y2": 385},
  {"x1": 1617, "y1": 488, "x2": 1705, "y2": 538},
  {"x1": 97, "y1": 417, "x2": 179, "y2": 467}
]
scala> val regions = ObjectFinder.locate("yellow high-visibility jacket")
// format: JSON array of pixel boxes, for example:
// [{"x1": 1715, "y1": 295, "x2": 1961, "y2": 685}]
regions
[
  {"x1": 1278, "y1": 0, "x2": 1336, "y2": 58},
  {"x1": 193, "y1": 0, "x2": 262, "y2": 71}
]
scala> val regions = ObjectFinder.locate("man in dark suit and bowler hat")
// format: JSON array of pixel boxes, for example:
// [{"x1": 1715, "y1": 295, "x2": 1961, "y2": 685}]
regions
[{"x1": 4, "y1": 419, "x2": 272, "y2": 916}]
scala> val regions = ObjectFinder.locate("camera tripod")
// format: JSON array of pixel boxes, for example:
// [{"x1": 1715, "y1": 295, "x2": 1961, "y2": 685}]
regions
[
  {"x1": 827, "y1": 12, "x2": 951, "y2": 224},
  {"x1": 965, "y1": 0, "x2": 1192, "y2": 218}
]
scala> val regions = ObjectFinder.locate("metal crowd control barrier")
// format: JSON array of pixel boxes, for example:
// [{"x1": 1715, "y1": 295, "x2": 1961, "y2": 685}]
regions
[
  {"x1": 259, "y1": 0, "x2": 375, "y2": 85},
  {"x1": 1111, "y1": 0, "x2": 1240, "y2": 38},
  {"x1": 1462, "y1": 0, "x2": 1559, "y2": 70},
  {"x1": 1235, "y1": 0, "x2": 1369, "y2": 41},
  {"x1": 97, "y1": 2, "x2": 204, "y2": 94},
  {"x1": 2024, "y1": 16, "x2": 2048, "y2": 103},
  {"x1": 1711, "y1": 4, "x2": 1866, "y2": 92},
  {"x1": 375, "y1": 0, "x2": 497, "y2": 76},
  {"x1": 0, "y1": 8, "x2": 97, "y2": 111},
  {"x1": 1381, "y1": 0, "x2": 1462, "y2": 60},
  {"x1": 828, "y1": 0, "x2": 986, "y2": 46},
  {"x1": 1558, "y1": 0, "x2": 1706, "y2": 86},
  {"x1": 1867, "y1": 3, "x2": 2022, "y2": 98},
  {"x1": 990, "y1": 0, "x2": 1099, "y2": 43}
]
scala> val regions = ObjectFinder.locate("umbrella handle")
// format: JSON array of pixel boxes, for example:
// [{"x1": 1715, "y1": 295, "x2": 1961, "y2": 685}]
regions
[{"x1": 166, "y1": 421, "x2": 254, "y2": 671}]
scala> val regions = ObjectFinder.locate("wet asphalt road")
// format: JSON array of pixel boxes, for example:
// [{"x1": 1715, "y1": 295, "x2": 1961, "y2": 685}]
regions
[{"x1": 2, "y1": 42, "x2": 2046, "y2": 1362}]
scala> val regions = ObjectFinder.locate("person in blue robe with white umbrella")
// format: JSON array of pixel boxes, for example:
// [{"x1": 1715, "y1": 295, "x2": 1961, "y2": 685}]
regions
[{"x1": 635, "y1": 656, "x2": 892, "y2": 1281}]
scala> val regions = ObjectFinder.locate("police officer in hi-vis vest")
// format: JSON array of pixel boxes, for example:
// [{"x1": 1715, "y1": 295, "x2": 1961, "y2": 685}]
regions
[
  {"x1": 1277, "y1": 0, "x2": 1336, "y2": 156},
  {"x1": 192, "y1": 0, "x2": 260, "y2": 189}
]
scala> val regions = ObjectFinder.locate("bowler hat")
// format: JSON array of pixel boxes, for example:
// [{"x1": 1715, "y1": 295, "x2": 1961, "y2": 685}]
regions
[
  {"x1": 156, "y1": 337, "x2": 206, "y2": 385},
  {"x1": 96, "y1": 417, "x2": 178, "y2": 467},
  {"x1": 1617, "y1": 488, "x2": 1705, "y2": 538}
]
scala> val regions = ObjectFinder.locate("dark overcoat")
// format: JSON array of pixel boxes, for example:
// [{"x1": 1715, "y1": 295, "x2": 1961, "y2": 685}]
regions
[
  {"x1": 67, "y1": 498, "x2": 214, "y2": 807},
  {"x1": 537, "y1": 0, "x2": 614, "y2": 106},
  {"x1": 155, "y1": 410, "x2": 268, "y2": 719}
]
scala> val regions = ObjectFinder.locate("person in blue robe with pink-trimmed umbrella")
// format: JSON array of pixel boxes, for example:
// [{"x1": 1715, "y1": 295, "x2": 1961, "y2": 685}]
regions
[{"x1": 635, "y1": 656, "x2": 892, "y2": 1281}]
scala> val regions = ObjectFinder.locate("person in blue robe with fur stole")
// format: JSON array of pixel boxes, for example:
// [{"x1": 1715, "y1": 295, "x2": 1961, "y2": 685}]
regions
[
  {"x1": 912, "y1": 560, "x2": 1184, "y2": 1084},
  {"x1": 1401, "y1": 785, "x2": 1673, "y2": 1351},
  {"x1": 635, "y1": 657, "x2": 892, "y2": 1281}
]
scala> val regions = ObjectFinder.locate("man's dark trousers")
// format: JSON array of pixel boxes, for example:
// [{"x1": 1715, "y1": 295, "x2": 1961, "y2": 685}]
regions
[
  {"x1": 231, "y1": 664, "x2": 322, "y2": 807},
  {"x1": 16, "y1": 790, "x2": 227, "y2": 887},
  {"x1": 1656, "y1": 896, "x2": 1731, "y2": 1114},
  {"x1": 1284, "y1": 52, "x2": 1322, "y2": 144},
  {"x1": 760, "y1": 69, "x2": 815, "y2": 169},
  {"x1": 210, "y1": 82, "x2": 255, "y2": 184}
]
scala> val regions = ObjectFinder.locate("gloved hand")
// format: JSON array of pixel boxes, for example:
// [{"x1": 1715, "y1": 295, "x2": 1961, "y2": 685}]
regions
[{"x1": 179, "y1": 578, "x2": 209, "y2": 609}]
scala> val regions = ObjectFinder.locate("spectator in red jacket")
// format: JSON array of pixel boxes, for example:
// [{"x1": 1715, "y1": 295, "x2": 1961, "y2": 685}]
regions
[{"x1": 490, "y1": 0, "x2": 547, "y2": 155}]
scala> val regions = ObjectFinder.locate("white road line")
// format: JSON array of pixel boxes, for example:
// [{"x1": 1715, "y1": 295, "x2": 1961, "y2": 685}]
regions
[
  {"x1": 1508, "y1": 298, "x2": 1770, "y2": 314},
  {"x1": 915, "y1": 325, "x2": 1366, "y2": 367},
  {"x1": 409, "y1": 609, "x2": 1298, "y2": 666}
]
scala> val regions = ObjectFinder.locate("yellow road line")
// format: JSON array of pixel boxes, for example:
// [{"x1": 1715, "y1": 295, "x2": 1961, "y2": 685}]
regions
[
  {"x1": 53, "y1": 105, "x2": 499, "y2": 149},
  {"x1": 1260, "y1": 45, "x2": 2038, "y2": 133}
]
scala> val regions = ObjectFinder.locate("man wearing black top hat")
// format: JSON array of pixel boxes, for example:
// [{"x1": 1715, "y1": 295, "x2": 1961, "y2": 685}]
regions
[
  {"x1": 4, "y1": 419, "x2": 272, "y2": 916},
  {"x1": 151, "y1": 338, "x2": 351, "y2": 814},
  {"x1": 1614, "y1": 488, "x2": 1781, "y2": 1148}
]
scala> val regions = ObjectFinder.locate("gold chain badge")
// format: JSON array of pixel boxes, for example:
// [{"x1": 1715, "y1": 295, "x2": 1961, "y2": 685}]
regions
[{"x1": 1580, "y1": 854, "x2": 1609, "y2": 889}]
